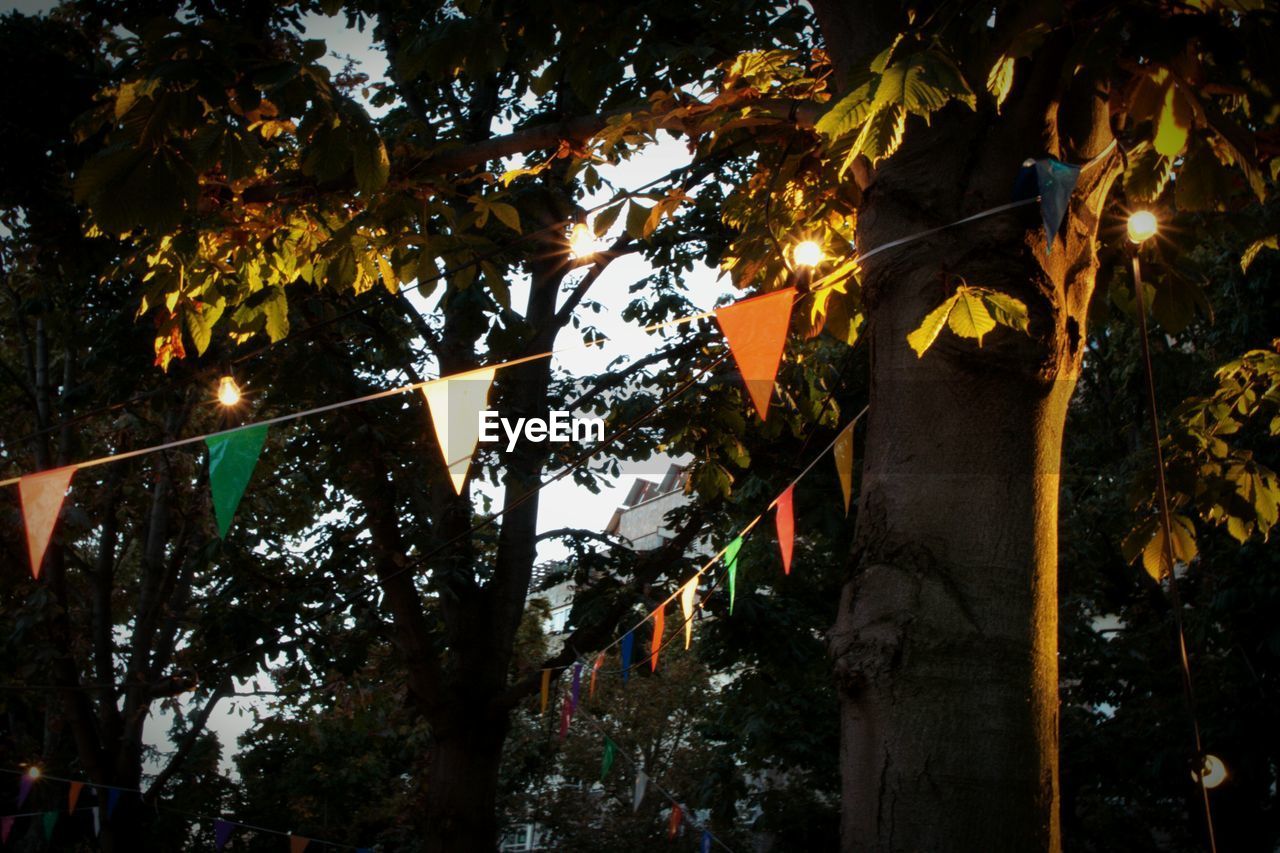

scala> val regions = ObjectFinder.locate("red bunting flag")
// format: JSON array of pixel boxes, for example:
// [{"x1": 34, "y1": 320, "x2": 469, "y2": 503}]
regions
[
  {"x1": 714, "y1": 288, "x2": 795, "y2": 420},
  {"x1": 290, "y1": 835, "x2": 311, "y2": 853},
  {"x1": 558, "y1": 695, "x2": 573, "y2": 741},
  {"x1": 1, "y1": 816, "x2": 11, "y2": 844},
  {"x1": 18, "y1": 465, "x2": 76, "y2": 578},
  {"x1": 68, "y1": 781, "x2": 83, "y2": 813},
  {"x1": 421, "y1": 367, "x2": 496, "y2": 494},
  {"x1": 540, "y1": 669, "x2": 550, "y2": 716},
  {"x1": 679, "y1": 577, "x2": 697, "y2": 650},
  {"x1": 650, "y1": 603, "x2": 665, "y2": 672},
  {"x1": 834, "y1": 421, "x2": 855, "y2": 515},
  {"x1": 668, "y1": 803, "x2": 683, "y2": 839},
  {"x1": 590, "y1": 652, "x2": 604, "y2": 700},
  {"x1": 775, "y1": 485, "x2": 795, "y2": 575}
]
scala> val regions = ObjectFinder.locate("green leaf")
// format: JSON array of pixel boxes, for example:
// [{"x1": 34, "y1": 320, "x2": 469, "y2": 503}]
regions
[
  {"x1": 184, "y1": 297, "x2": 225, "y2": 356},
  {"x1": 592, "y1": 202, "x2": 624, "y2": 237},
  {"x1": 1175, "y1": 139, "x2": 1232, "y2": 212},
  {"x1": 262, "y1": 287, "x2": 289, "y2": 341},
  {"x1": 979, "y1": 290, "x2": 1030, "y2": 334},
  {"x1": 907, "y1": 293, "x2": 959, "y2": 358},
  {"x1": 1124, "y1": 144, "x2": 1173, "y2": 202},
  {"x1": 1142, "y1": 514, "x2": 1198, "y2": 580},
  {"x1": 1241, "y1": 235, "x2": 1278, "y2": 272},
  {"x1": 875, "y1": 50, "x2": 976, "y2": 117},
  {"x1": 625, "y1": 201, "x2": 653, "y2": 240},
  {"x1": 843, "y1": 104, "x2": 905, "y2": 171},
  {"x1": 947, "y1": 288, "x2": 996, "y2": 345},
  {"x1": 352, "y1": 132, "x2": 390, "y2": 194},
  {"x1": 487, "y1": 202, "x2": 521, "y2": 234},
  {"x1": 814, "y1": 70, "x2": 876, "y2": 141}
]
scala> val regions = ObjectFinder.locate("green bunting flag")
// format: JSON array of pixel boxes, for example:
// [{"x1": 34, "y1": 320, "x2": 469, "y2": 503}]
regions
[
  {"x1": 205, "y1": 424, "x2": 269, "y2": 539},
  {"x1": 601, "y1": 737, "x2": 616, "y2": 781},
  {"x1": 723, "y1": 536, "x2": 743, "y2": 615},
  {"x1": 42, "y1": 810, "x2": 57, "y2": 841}
]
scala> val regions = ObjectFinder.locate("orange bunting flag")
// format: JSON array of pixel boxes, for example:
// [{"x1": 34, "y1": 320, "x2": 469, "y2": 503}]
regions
[
  {"x1": 590, "y1": 652, "x2": 604, "y2": 700},
  {"x1": 290, "y1": 836, "x2": 311, "y2": 853},
  {"x1": 775, "y1": 485, "x2": 795, "y2": 575},
  {"x1": 714, "y1": 288, "x2": 795, "y2": 420},
  {"x1": 19, "y1": 465, "x2": 77, "y2": 578},
  {"x1": 651, "y1": 603, "x2": 665, "y2": 672},
  {"x1": 834, "y1": 421, "x2": 855, "y2": 515},
  {"x1": 540, "y1": 668, "x2": 551, "y2": 715},
  {"x1": 68, "y1": 781, "x2": 83, "y2": 814},
  {"x1": 668, "y1": 803, "x2": 683, "y2": 839},
  {"x1": 421, "y1": 367, "x2": 496, "y2": 494},
  {"x1": 679, "y1": 577, "x2": 697, "y2": 650}
]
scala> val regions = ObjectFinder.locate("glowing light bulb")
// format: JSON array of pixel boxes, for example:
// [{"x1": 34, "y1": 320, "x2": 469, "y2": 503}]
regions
[
  {"x1": 1127, "y1": 210, "x2": 1158, "y2": 244},
  {"x1": 26, "y1": 766, "x2": 41, "y2": 780},
  {"x1": 217, "y1": 375, "x2": 242, "y2": 407},
  {"x1": 568, "y1": 222, "x2": 598, "y2": 259},
  {"x1": 1192, "y1": 754, "x2": 1227, "y2": 789},
  {"x1": 793, "y1": 240, "x2": 824, "y2": 267}
]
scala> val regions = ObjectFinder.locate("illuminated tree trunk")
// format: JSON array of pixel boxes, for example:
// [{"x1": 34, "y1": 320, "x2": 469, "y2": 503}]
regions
[{"x1": 817, "y1": 11, "x2": 1122, "y2": 847}]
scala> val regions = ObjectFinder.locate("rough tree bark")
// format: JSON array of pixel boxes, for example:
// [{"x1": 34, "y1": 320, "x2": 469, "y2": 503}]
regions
[{"x1": 817, "y1": 7, "x2": 1123, "y2": 850}]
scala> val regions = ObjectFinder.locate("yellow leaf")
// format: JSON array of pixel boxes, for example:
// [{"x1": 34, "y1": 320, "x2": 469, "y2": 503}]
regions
[
  {"x1": 907, "y1": 293, "x2": 959, "y2": 358},
  {"x1": 986, "y1": 56, "x2": 1015, "y2": 111},
  {"x1": 375, "y1": 253, "x2": 398, "y2": 295},
  {"x1": 947, "y1": 288, "x2": 996, "y2": 345},
  {"x1": 1154, "y1": 85, "x2": 1193, "y2": 158},
  {"x1": 1141, "y1": 514, "x2": 1198, "y2": 580}
]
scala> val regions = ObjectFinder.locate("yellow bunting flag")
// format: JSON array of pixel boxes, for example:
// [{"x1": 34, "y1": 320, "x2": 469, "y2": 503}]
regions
[
  {"x1": 833, "y1": 421, "x2": 855, "y2": 515},
  {"x1": 68, "y1": 781, "x2": 83, "y2": 814},
  {"x1": 714, "y1": 288, "x2": 795, "y2": 420},
  {"x1": 290, "y1": 836, "x2": 311, "y2": 853},
  {"x1": 540, "y1": 668, "x2": 551, "y2": 715},
  {"x1": 680, "y1": 577, "x2": 697, "y2": 650},
  {"x1": 420, "y1": 367, "x2": 496, "y2": 494},
  {"x1": 18, "y1": 465, "x2": 77, "y2": 578},
  {"x1": 650, "y1": 603, "x2": 665, "y2": 672}
]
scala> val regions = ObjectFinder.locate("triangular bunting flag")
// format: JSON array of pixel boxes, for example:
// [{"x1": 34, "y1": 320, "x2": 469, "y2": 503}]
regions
[
  {"x1": 723, "y1": 537, "x2": 743, "y2": 615},
  {"x1": 633, "y1": 769, "x2": 647, "y2": 812},
  {"x1": 214, "y1": 818, "x2": 235, "y2": 851},
  {"x1": 600, "y1": 737, "x2": 616, "y2": 781},
  {"x1": 91, "y1": 806, "x2": 99, "y2": 836},
  {"x1": 570, "y1": 663, "x2": 582, "y2": 713},
  {"x1": 1033, "y1": 158, "x2": 1080, "y2": 252},
  {"x1": 41, "y1": 811, "x2": 56, "y2": 841},
  {"x1": 775, "y1": 485, "x2": 794, "y2": 575},
  {"x1": 206, "y1": 424, "x2": 268, "y2": 538},
  {"x1": 17, "y1": 773, "x2": 33, "y2": 808},
  {"x1": 702, "y1": 829, "x2": 713, "y2": 853},
  {"x1": 106, "y1": 789, "x2": 120, "y2": 819},
  {"x1": 590, "y1": 653, "x2": 604, "y2": 699},
  {"x1": 1, "y1": 816, "x2": 12, "y2": 844},
  {"x1": 650, "y1": 603, "x2": 665, "y2": 672},
  {"x1": 834, "y1": 421, "x2": 855, "y2": 516},
  {"x1": 714, "y1": 289, "x2": 795, "y2": 420},
  {"x1": 558, "y1": 696, "x2": 572, "y2": 741},
  {"x1": 620, "y1": 631, "x2": 634, "y2": 685},
  {"x1": 679, "y1": 577, "x2": 697, "y2": 650},
  {"x1": 420, "y1": 367, "x2": 496, "y2": 494},
  {"x1": 68, "y1": 781, "x2": 83, "y2": 813},
  {"x1": 290, "y1": 835, "x2": 311, "y2": 853},
  {"x1": 668, "y1": 803, "x2": 683, "y2": 839},
  {"x1": 540, "y1": 669, "x2": 550, "y2": 716},
  {"x1": 18, "y1": 465, "x2": 76, "y2": 578}
]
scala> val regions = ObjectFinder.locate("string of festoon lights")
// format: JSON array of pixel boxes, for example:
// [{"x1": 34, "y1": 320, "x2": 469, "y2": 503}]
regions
[{"x1": 1126, "y1": 209, "x2": 1224, "y2": 853}]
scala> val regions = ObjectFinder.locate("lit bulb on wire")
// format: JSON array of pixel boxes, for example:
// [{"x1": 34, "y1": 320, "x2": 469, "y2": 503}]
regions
[
  {"x1": 217, "y1": 375, "x2": 242, "y2": 407},
  {"x1": 1127, "y1": 210, "x2": 1158, "y2": 244},
  {"x1": 568, "y1": 222, "x2": 599, "y2": 260},
  {"x1": 1192, "y1": 754, "x2": 1227, "y2": 790},
  {"x1": 793, "y1": 240, "x2": 824, "y2": 268},
  {"x1": 26, "y1": 766, "x2": 41, "y2": 780}
]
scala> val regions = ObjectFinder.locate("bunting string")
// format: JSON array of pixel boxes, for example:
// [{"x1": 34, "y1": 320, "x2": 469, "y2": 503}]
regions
[{"x1": 0, "y1": 768, "x2": 368, "y2": 851}]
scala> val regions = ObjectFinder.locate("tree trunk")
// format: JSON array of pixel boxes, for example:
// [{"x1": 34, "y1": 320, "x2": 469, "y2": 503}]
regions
[
  {"x1": 826, "y1": 76, "x2": 1119, "y2": 848},
  {"x1": 421, "y1": 704, "x2": 512, "y2": 852}
]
